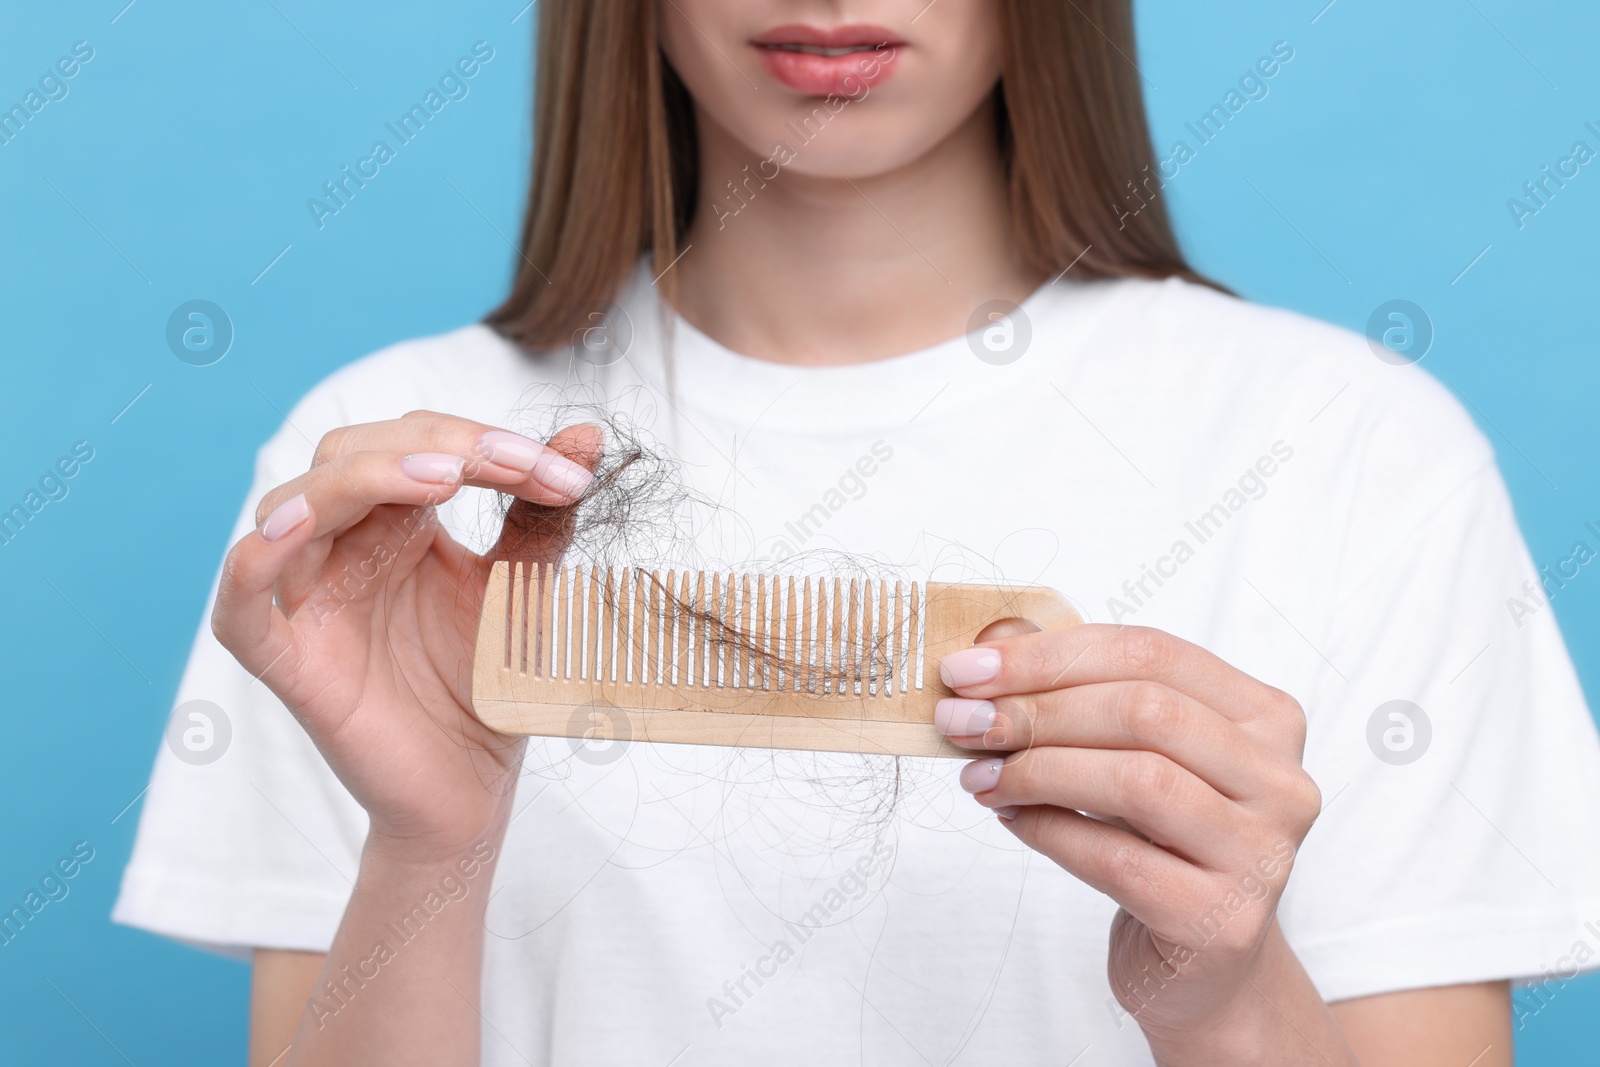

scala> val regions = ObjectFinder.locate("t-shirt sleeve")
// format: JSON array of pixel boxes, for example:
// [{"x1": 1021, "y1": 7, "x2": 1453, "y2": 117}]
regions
[
  {"x1": 112, "y1": 387, "x2": 368, "y2": 956},
  {"x1": 1280, "y1": 459, "x2": 1600, "y2": 1002}
]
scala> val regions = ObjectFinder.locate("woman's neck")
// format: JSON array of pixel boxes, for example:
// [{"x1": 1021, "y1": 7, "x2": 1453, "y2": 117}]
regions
[{"x1": 671, "y1": 97, "x2": 1039, "y2": 367}]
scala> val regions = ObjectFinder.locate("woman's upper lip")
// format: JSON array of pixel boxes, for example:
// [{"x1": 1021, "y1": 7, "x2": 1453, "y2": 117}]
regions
[{"x1": 751, "y1": 23, "x2": 904, "y2": 49}]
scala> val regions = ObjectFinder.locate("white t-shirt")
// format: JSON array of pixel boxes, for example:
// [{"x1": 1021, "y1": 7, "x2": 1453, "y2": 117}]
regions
[{"x1": 116, "y1": 264, "x2": 1600, "y2": 1065}]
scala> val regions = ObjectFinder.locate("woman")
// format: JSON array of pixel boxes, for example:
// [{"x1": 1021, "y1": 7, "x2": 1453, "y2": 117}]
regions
[{"x1": 115, "y1": 2, "x2": 1600, "y2": 1064}]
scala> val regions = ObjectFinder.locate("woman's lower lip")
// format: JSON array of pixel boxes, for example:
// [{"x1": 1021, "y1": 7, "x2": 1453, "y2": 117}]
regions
[{"x1": 756, "y1": 45, "x2": 900, "y2": 96}]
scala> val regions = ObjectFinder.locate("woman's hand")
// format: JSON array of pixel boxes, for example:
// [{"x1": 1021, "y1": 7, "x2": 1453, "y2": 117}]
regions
[
  {"x1": 935, "y1": 622, "x2": 1343, "y2": 1062},
  {"x1": 211, "y1": 411, "x2": 600, "y2": 863}
]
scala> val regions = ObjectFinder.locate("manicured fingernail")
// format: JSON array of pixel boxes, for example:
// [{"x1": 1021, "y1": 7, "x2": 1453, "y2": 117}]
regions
[
  {"x1": 529, "y1": 451, "x2": 594, "y2": 499},
  {"x1": 994, "y1": 806, "x2": 1021, "y2": 822},
  {"x1": 260, "y1": 493, "x2": 310, "y2": 542},
  {"x1": 940, "y1": 647, "x2": 1002, "y2": 688},
  {"x1": 474, "y1": 430, "x2": 545, "y2": 473},
  {"x1": 935, "y1": 698, "x2": 995, "y2": 737},
  {"x1": 959, "y1": 757, "x2": 1005, "y2": 794},
  {"x1": 401, "y1": 452, "x2": 464, "y2": 484},
  {"x1": 474, "y1": 430, "x2": 593, "y2": 498}
]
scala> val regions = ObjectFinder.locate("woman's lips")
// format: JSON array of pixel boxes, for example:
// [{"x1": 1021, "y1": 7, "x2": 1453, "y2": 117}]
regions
[{"x1": 752, "y1": 25, "x2": 902, "y2": 96}]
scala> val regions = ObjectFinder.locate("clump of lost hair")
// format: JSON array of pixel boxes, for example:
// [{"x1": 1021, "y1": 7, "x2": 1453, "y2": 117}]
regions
[{"x1": 484, "y1": 390, "x2": 932, "y2": 844}]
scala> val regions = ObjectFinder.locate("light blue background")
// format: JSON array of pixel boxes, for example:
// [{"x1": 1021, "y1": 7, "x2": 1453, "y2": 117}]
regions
[{"x1": 2, "y1": 0, "x2": 1595, "y2": 1062}]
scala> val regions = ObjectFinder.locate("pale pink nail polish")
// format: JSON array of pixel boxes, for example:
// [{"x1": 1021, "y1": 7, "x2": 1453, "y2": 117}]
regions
[
  {"x1": 400, "y1": 453, "x2": 464, "y2": 484},
  {"x1": 260, "y1": 493, "x2": 310, "y2": 542},
  {"x1": 530, "y1": 451, "x2": 594, "y2": 499},
  {"x1": 995, "y1": 806, "x2": 1021, "y2": 822},
  {"x1": 940, "y1": 647, "x2": 1001, "y2": 688},
  {"x1": 474, "y1": 430, "x2": 545, "y2": 473},
  {"x1": 935, "y1": 698, "x2": 995, "y2": 737},
  {"x1": 959, "y1": 757, "x2": 1005, "y2": 794}
]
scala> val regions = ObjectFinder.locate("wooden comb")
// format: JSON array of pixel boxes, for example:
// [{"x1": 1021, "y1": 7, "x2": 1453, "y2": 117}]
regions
[{"x1": 471, "y1": 562, "x2": 1080, "y2": 758}]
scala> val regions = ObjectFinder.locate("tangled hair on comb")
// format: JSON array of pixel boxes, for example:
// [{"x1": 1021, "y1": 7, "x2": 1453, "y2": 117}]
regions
[
  {"x1": 483, "y1": 388, "x2": 929, "y2": 845},
  {"x1": 492, "y1": 391, "x2": 911, "y2": 703}
]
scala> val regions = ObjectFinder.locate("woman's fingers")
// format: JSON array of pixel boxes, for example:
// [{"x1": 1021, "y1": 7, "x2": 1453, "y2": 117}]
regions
[
  {"x1": 212, "y1": 496, "x2": 314, "y2": 688},
  {"x1": 215, "y1": 416, "x2": 605, "y2": 686},
  {"x1": 266, "y1": 427, "x2": 597, "y2": 552},
  {"x1": 543, "y1": 421, "x2": 604, "y2": 471},
  {"x1": 230, "y1": 446, "x2": 463, "y2": 621},
  {"x1": 291, "y1": 412, "x2": 596, "y2": 514},
  {"x1": 285, "y1": 502, "x2": 457, "y2": 618},
  {"x1": 935, "y1": 682, "x2": 1271, "y2": 800},
  {"x1": 1000, "y1": 805, "x2": 1206, "y2": 936},
  {"x1": 960, "y1": 747, "x2": 1239, "y2": 866},
  {"x1": 939, "y1": 624, "x2": 1304, "y2": 736},
  {"x1": 486, "y1": 422, "x2": 606, "y2": 564},
  {"x1": 257, "y1": 450, "x2": 469, "y2": 545}
]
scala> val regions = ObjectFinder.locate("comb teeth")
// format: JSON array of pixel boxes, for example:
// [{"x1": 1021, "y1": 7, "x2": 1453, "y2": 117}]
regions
[{"x1": 500, "y1": 563, "x2": 927, "y2": 698}]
